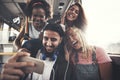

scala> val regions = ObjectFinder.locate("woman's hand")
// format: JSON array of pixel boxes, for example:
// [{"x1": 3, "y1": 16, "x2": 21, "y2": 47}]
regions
[{"x1": 61, "y1": 12, "x2": 66, "y2": 25}]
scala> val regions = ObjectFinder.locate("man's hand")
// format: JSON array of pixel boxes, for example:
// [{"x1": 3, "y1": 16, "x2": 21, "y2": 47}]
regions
[{"x1": 0, "y1": 52, "x2": 35, "y2": 80}]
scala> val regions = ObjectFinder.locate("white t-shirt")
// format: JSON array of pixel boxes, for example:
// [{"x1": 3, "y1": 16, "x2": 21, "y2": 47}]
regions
[{"x1": 29, "y1": 25, "x2": 40, "y2": 39}]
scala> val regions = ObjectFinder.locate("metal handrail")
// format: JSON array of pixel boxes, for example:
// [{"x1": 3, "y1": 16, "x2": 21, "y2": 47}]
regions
[{"x1": 0, "y1": 52, "x2": 16, "y2": 56}]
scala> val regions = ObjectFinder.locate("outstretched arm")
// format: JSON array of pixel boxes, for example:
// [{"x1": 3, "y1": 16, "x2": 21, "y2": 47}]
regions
[{"x1": 0, "y1": 52, "x2": 34, "y2": 80}]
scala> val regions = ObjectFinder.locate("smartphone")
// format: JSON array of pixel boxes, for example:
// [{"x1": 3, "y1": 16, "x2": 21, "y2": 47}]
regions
[{"x1": 18, "y1": 56, "x2": 44, "y2": 74}]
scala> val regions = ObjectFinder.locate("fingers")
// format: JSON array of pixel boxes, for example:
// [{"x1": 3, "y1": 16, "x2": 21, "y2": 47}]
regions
[
  {"x1": 0, "y1": 51, "x2": 33, "y2": 80},
  {"x1": 63, "y1": 12, "x2": 66, "y2": 18},
  {"x1": 1, "y1": 61, "x2": 34, "y2": 80},
  {"x1": 8, "y1": 51, "x2": 30, "y2": 62},
  {"x1": 1, "y1": 74, "x2": 20, "y2": 80},
  {"x1": 3, "y1": 62, "x2": 35, "y2": 68},
  {"x1": 18, "y1": 48, "x2": 30, "y2": 53},
  {"x1": 1, "y1": 66, "x2": 25, "y2": 80},
  {"x1": 1, "y1": 68, "x2": 25, "y2": 77},
  {"x1": 61, "y1": 12, "x2": 66, "y2": 24}
]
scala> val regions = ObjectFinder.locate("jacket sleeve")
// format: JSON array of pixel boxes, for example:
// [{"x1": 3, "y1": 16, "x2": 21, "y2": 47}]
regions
[{"x1": 22, "y1": 39, "x2": 42, "y2": 57}]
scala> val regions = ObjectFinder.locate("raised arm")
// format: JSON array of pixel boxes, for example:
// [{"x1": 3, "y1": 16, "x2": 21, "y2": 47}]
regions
[{"x1": 14, "y1": 26, "x2": 25, "y2": 50}]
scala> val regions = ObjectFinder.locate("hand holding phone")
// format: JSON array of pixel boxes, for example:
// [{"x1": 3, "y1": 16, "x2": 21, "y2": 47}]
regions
[{"x1": 18, "y1": 56, "x2": 44, "y2": 74}]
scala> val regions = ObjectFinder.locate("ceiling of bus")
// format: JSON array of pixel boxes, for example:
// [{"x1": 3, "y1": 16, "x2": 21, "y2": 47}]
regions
[
  {"x1": 0, "y1": 0, "x2": 79, "y2": 20},
  {"x1": 0, "y1": 0, "x2": 82, "y2": 31}
]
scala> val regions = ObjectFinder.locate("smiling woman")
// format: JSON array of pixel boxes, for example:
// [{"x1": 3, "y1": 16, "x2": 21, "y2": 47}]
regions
[
  {"x1": 65, "y1": 27, "x2": 112, "y2": 80},
  {"x1": 82, "y1": 0, "x2": 120, "y2": 54}
]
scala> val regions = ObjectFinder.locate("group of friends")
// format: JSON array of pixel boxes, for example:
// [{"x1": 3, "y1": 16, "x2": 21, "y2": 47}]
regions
[{"x1": 0, "y1": 0, "x2": 112, "y2": 80}]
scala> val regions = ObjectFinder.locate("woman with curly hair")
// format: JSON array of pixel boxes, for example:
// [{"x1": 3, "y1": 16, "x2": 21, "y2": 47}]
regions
[
  {"x1": 60, "y1": 2, "x2": 87, "y2": 32},
  {"x1": 14, "y1": 0, "x2": 52, "y2": 50}
]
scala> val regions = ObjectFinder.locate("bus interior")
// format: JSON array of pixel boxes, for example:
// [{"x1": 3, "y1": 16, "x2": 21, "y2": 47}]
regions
[{"x1": 0, "y1": 0, "x2": 120, "y2": 80}]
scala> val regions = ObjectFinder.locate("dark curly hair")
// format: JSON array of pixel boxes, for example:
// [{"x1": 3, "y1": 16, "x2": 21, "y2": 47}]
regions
[
  {"x1": 25, "y1": 0, "x2": 51, "y2": 19},
  {"x1": 65, "y1": 2, "x2": 87, "y2": 31}
]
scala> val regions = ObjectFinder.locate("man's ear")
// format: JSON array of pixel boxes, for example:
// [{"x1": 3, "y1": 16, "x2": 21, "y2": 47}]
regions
[{"x1": 59, "y1": 37, "x2": 63, "y2": 44}]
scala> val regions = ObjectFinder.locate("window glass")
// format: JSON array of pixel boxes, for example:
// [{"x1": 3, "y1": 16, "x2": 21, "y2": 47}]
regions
[{"x1": 83, "y1": 0, "x2": 120, "y2": 54}]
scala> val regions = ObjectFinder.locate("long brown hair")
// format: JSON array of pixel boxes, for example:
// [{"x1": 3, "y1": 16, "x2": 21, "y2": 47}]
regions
[{"x1": 65, "y1": 2, "x2": 87, "y2": 31}]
